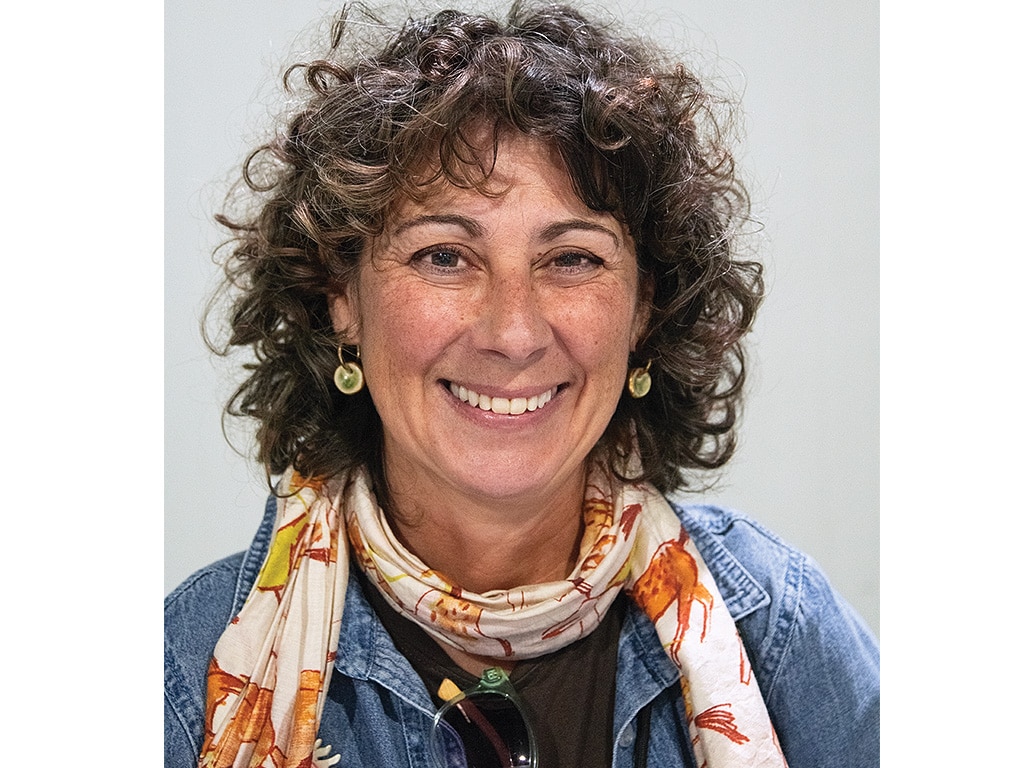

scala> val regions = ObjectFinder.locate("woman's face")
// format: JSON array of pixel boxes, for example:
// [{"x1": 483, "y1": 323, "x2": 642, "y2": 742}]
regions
[{"x1": 329, "y1": 133, "x2": 648, "y2": 509}]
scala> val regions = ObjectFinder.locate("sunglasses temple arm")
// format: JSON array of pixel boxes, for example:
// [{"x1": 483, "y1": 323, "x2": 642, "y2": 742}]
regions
[{"x1": 455, "y1": 699, "x2": 514, "y2": 767}]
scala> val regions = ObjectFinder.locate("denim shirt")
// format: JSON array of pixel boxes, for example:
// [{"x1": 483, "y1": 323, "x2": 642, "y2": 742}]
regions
[{"x1": 165, "y1": 498, "x2": 879, "y2": 768}]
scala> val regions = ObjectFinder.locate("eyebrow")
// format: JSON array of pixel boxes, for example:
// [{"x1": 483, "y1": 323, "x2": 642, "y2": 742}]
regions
[
  {"x1": 538, "y1": 219, "x2": 620, "y2": 249},
  {"x1": 392, "y1": 214, "x2": 483, "y2": 238},
  {"x1": 393, "y1": 214, "x2": 620, "y2": 248}
]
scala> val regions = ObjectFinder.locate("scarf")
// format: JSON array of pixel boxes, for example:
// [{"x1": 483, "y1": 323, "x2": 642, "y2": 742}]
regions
[{"x1": 198, "y1": 464, "x2": 787, "y2": 767}]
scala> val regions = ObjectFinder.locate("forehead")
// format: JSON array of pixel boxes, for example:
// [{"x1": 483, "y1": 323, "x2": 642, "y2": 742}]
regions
[{"x1": 386, "y1": 133, "x2": 625, "y2": 235}]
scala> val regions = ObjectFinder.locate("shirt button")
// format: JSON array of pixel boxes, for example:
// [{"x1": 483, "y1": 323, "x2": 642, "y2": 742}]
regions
[{"x1": 618, "y1": 724, "x2": 636, "y2": 747}]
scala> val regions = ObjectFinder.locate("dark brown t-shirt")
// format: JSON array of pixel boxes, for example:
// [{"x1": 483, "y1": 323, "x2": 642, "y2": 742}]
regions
[{"x1": 360, "y1": 570, "x2": 625, "y2": 768}]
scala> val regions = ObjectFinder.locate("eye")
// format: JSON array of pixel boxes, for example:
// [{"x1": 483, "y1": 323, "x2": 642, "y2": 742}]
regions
[
  {"x1": 550, "y1": 250, "x2": 603, "y2": 272},
  {"x1": 428, "y1": 249, "x2": 460, "y2": 267},
  {"x1": 411, "y1": 246, "x2": 468, "y2": 273}
]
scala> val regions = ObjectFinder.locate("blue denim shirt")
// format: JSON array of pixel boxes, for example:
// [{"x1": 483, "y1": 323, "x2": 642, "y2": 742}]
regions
[{"x1": 165, "y1": 498, "x2": 879, "y2": 767}]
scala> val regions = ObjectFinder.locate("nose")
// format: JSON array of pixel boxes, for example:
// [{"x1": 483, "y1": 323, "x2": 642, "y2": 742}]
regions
[{"x1": 472, "y1": 269, "x2": 554, "y2": 362}]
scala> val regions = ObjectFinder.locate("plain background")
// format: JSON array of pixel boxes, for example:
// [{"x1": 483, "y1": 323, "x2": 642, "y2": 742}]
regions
[
  {"x1": 165, "y1": 0, "x2": 880, "y2": 637},
  {"x1": 12, "y1": 2, "x2": 1023, "y2": 765}
]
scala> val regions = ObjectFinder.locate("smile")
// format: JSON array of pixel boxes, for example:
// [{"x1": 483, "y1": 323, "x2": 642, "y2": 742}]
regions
[{"x1": 447, "y1": 382, "x2": 558, "y2": 415}]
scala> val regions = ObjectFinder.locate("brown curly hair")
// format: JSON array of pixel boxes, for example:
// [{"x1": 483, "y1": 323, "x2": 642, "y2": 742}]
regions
[{"x1": 209, "y1": 1, "x2": 763, "y2": 495}]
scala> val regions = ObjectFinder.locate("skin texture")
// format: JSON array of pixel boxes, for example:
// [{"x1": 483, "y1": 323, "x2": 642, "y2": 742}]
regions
[{"x1": 329, "y1": 133, "x2": 649, "y2": 605}]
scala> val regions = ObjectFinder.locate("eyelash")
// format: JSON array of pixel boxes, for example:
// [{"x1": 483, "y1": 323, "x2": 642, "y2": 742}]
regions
[
  {"x1": 411, "y1": 246, "x2": 468, "y2": 273},
  {"x1": 550, "y1": 251, "x2": 604, "y2": 272},
  {"x1": 409, "y1": 246, "x2": 605, "y2": 275}
]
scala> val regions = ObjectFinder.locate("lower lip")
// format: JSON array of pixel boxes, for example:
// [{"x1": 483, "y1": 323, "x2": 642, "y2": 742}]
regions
[{"x1": 442, "y1": 383, "x2": 561, "y2": 425}]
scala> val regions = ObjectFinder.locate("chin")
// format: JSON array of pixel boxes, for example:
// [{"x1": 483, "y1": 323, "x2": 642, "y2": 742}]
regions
[{"x1": 446, "y1": 456, "x2": 578, "y2": 504}]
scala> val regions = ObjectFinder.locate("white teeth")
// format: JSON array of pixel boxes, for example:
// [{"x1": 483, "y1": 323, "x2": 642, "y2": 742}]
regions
[{"x1": 449, "y1": 382, "x2": 557, "y2": 414}]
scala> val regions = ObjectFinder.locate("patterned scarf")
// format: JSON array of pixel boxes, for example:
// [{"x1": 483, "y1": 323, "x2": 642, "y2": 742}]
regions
[{"x1": 199, "y1": 464, "x2": 787, "y2": 767}]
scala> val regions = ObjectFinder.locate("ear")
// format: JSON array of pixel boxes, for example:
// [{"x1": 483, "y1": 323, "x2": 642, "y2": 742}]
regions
[
  {"x1": 630, "y1": 275, "x2": 655, "y2": 350},
  {"x1": 327, "y1": 282, "x2": 362, "y2": 345}
]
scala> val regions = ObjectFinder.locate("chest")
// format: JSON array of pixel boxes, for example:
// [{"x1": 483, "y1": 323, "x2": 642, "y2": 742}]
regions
[{"x1": 314, "y1": 667, "x2": 697, "y2": 768}]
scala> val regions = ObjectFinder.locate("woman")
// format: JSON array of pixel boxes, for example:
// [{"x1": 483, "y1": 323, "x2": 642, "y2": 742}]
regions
[{"x1": 164, "y1": 4, "x2": 880, "y2": 767}]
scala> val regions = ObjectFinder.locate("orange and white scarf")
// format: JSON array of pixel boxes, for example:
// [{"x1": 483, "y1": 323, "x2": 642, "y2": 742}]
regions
[{"x1": 199, "y1": 464, "x2": 787, "y2": 767}]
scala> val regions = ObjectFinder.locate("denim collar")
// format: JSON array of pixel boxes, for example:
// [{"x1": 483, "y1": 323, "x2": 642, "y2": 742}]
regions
[
  {"x1": 680, "y1": 504, "x2": 771, "y2": 621},
  {"x1": 334, "y1": 560, "x2": 439, "y2": 713}
]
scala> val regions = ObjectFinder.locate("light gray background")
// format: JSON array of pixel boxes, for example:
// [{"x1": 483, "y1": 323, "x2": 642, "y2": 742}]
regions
[{"x1": 165, "y1": 0, "x2": 879, "y2": 637}]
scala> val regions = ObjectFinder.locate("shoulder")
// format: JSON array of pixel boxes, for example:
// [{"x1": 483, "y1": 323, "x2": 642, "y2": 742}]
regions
[
  {"x1": 164, "y1": 495, "x2": 277, "y2": 764},
  {"x1": 672, "y1": 501, "x2": 809, "y2": 649},
  {"x1": 164, "y1": 552, "x2": 245, "y2": 764},
  {"x1": 165, "y1": 552, "x2": 246, "y2": 650},
  {"x1": 671, "y1": 501, "x2": 880, "y2": 768}
]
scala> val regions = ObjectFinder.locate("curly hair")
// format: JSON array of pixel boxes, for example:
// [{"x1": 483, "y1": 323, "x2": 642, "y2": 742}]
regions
[{"x1": 209, "y1": 1, "x2": 763, "y2": 495}]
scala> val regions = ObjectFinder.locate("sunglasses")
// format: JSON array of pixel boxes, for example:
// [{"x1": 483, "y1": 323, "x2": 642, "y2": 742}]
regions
[{"x1": 429, "y1": 667, "x2": 538, "y2": 768}]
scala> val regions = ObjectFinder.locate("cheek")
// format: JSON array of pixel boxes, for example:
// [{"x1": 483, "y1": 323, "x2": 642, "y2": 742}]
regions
[
  {"x1": 558, "y1": 292, "x2": 637, "y2": 374},
  {"x1": 361, "y1": 284, "x2": 463, "y2": 375}
]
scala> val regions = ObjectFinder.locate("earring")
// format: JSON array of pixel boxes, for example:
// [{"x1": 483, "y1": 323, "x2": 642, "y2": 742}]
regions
[
  {"x1": 627, "y1": 360, "x2": 652, "y2": 399},
  {"x1": 333, "y1": 345, "x2": 364, "y2": 395}
]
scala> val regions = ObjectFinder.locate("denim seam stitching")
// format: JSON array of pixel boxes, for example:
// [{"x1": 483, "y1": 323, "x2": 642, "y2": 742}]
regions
[
  {"x1": 759, "y1": 548, "x2": 805, "y2": 703},
  {"x1": 232, "y1": 495, "x2": 277, "y2": 615},
  {"x1": 164, "y1": 650, "x2": 202, "y2": 759},
  {"x1": 164, "y1": 689, "x2": 200, "y2": 763}
]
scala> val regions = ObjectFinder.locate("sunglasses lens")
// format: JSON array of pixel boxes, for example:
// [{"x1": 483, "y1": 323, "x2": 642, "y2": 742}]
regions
[{"x1": 435, "y1": 692, "x2": 535, "y2": 768}]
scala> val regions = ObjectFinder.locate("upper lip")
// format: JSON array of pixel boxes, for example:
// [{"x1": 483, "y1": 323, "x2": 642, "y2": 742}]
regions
[{"x1": 444, "y1": 380, "x2": 560, "y2": 399}]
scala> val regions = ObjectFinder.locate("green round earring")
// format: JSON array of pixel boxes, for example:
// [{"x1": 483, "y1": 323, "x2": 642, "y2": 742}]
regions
[
  {"x1": 333, "y1": 345, "x2": 364, "y2": 395},
  {"x1": 627, "y1": 360, "x2": 652, "y2": 399}
]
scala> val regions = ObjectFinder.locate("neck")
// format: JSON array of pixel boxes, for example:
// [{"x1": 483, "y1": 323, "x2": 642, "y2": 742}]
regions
[{"x1": 382, "y1": 471, "x2": 587, "y2": 595}]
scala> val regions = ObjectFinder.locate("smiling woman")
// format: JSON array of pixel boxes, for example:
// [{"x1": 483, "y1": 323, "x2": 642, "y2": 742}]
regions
[
  {"x1": 164, "y1": 4, "x2": 879, "y2": 768},
  {"x1": 329, "y1": 132, "x2": 647, "y2": 592}
]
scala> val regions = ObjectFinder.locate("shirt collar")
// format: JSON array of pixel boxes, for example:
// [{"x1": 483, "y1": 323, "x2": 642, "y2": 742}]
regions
[
  {"x1": 678, "y1": 504, "x2": 771, "y2": 621},
  {"x1": 334, "y1": 560, "x2": 438, "y2": 713}
]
